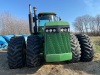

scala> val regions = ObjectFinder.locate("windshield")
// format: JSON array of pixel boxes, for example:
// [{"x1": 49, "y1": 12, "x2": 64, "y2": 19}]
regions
[{"x1": 38, "y1": 15, "x2": 56, "y2": 26}]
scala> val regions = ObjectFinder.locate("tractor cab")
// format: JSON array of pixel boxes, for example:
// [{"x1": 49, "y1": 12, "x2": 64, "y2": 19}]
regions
[
  {"x1": 37, "y1": 12, "x2": 57, "y2": 32},
  {"x1": 38, "y1": 12, "x2": 56, "y2": 26}
]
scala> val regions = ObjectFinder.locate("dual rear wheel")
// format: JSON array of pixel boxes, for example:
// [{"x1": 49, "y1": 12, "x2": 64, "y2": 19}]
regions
[
  {"x1": 70, "y1": 34, "x2": 94, "y2": 63},
  {"x1": 7, "y1": 35, "x2": 42, "y2": 69}
]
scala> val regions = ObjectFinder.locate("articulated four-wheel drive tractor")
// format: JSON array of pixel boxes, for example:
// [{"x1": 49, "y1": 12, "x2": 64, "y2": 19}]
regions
[{"x1": 7, "y1": 4, "x2": 94, "y2": 69}]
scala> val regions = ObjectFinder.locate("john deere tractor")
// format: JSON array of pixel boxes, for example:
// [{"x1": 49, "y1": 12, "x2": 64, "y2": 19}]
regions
[{"x1": 7, "y1": 4, "x2": 94, "y2": 69}]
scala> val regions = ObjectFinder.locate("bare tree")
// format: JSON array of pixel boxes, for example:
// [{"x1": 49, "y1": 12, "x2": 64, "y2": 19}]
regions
[
  {"x1": 73, "y1": 14, "x2": 100, "y2": 36},
  {"x1": 0, "y1": 12, "x2": 29, "y2": 35},
  {"x1": 89, "y1": 17, "x2": 96, "y2": 35},
  {"x1": 95, "y1": 15, "x2": 100, "y2": 36},
  {"x1": 82, "y1": 15, "x2": 92, "y2": 34},
  {"x1": 73, "y1": 16, "x2": 84, "y2": 33}
]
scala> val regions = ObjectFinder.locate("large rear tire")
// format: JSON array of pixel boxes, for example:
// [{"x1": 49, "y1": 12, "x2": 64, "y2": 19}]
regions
[
  {"x1": 7, "y1": 36, "x2": 25, "y2": 69},
  {"x1": 70, "y1": 34, "x2": 81, "y2": 63},
  {"x1": 76, "y1": 34, "x2": 94, "y2": 62},
  {"x1": 26, "y1": 35, "x2": 42, "y2": 67}
]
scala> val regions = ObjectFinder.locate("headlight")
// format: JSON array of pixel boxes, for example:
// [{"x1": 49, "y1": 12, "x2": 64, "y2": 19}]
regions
[
  {"x1": 46, "y1": 29, "x2": 49, "y2": 32},
  {"x1": 64, "y1": 28, "x2": 67, "y2": 32},
  {"x1": 61, "y1": 28, "x2": 63, "y2": 32},
  {"x1": 68, "y1": 28, "x2": 70, "y2": 32},
  {"x1": 49, "y1": 29, "x2": 52, "y2": 32},
  {"x1": 53, "y1": 29, "x2": 56, "y2": 32}
]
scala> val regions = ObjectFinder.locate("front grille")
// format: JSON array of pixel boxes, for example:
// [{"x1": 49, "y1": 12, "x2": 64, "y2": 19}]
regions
[{"x1": 45, "y1": 32, "x2": 71, "y2": 54}]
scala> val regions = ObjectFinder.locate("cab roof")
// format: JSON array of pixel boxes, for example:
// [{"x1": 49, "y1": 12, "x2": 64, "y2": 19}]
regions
[{"x1": 38, "y1": 12, "x2": 56, "y2": 17}]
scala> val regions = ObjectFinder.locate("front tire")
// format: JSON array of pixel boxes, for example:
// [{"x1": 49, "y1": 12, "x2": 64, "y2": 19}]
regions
[
  {"x1": 7, "y1": 36, "x2": 25, "y2": 69},
  {"x1": 76, "y1": 34, "x2": 94, "y2": 62},
  {"x1": 26, "y1": 35, "x2": 42, "y2": 67},
  {"x1": 70, "y1": 34, "x2": 81, "y2": 63}
]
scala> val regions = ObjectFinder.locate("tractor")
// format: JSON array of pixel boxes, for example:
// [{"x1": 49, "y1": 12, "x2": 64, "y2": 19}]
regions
[{"x1": 7, "y1": 4, "x2": 94, "y2": 69}]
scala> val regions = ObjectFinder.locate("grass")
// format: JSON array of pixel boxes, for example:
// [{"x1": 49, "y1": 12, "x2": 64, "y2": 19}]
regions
[{"x1": 90, "y1": 36, "x2": 100, "y2": 53}]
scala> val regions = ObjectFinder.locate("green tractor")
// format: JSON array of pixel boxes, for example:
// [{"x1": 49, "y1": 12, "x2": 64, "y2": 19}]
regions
[{"x1": 7, "y1": 4, "x2": 94, "y2": 69}]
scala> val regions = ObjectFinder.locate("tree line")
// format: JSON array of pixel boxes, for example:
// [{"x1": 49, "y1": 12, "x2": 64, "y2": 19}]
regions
[
  {"x1": 0, "y1": 12, "x2": 29, "y2": 35},
  {"x1": 0, "y1": 12, "x2": 100, "y2": 36},
  {"x1": 73, "y1": 15, "x2": 100, "y2": 36}
]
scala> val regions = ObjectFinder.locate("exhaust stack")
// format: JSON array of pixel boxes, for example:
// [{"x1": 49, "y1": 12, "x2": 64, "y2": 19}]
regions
[{"x1": 29, "y1": 4, "x2": 38, "y2": 34}]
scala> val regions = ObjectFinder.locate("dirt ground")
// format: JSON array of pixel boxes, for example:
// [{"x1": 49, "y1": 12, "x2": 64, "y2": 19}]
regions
[{"x1": 0, "y1": 51, "x2": 100, "y2": 75}]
